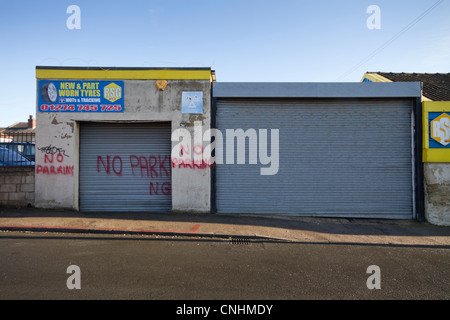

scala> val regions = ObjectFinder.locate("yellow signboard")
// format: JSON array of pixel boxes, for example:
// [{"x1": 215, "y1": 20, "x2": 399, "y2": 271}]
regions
[{"x1": 423, "y1": 101, "x2": 450, "y2": 162}]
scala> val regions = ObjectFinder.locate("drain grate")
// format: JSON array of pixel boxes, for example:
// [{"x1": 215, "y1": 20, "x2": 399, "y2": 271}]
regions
[{"x1": 229, "y1": 237, "x2": 251, "y2": 245}]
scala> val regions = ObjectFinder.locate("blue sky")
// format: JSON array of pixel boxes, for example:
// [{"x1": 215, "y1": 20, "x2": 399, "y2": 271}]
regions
[{"x1": 0, "y1": 0, "x2": 449, "y2": 127}]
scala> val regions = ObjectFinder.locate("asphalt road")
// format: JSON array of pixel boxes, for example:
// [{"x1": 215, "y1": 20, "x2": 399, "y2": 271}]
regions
[{"x1": 0, "y1": 231, "x2": 449, "y2": 301}]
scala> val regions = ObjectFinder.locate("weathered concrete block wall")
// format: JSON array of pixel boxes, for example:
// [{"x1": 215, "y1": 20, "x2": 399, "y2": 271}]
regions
[
  {"x1": 35, "y1": 73, "x2": 211, "y2": 213},
  {"x1": 0, "y1": 168, "x2": 35, "y2": 207},
  {"x1": 424, "y1": 163, "x2": 450, "y2": 226}
]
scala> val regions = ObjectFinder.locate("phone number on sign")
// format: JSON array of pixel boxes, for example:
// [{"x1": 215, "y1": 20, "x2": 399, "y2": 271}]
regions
[{"x1": 39, "y1": 104, "x2": 123, "y2": 112}]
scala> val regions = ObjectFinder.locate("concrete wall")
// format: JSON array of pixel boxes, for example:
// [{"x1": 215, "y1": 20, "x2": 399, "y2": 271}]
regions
[
  {"x1": 424, "y1": 163, "x2": 450, "y2": 226},
  {"x1": 0, "y1": 168, "x2": 35, "y2": 207},
  {"x1": 35, "y1": 79, "x2": 211, "y2": 213}
]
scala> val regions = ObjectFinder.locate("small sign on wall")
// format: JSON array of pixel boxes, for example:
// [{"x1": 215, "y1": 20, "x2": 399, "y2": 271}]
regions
[{"x1": 181, "y1": 91, "x2": 203, "y2": 114}]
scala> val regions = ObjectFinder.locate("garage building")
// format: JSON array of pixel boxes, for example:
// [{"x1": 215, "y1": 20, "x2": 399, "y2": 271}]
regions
[
  {"x1": 35, "y1": 67, "x2": 424, "y2": 220},
  {"x1": 212, "y1": 82, "x2": 423, "y2": 220},
  {"x1": 35, "y1": 67, "x2": 213, "y2": 214}
]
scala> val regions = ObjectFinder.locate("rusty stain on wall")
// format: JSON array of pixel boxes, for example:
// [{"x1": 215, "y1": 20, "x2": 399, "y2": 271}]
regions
[
  {"x1": 66, "y1": 122, "x2": 74, "y2": 133},
  {"x1": 51, "y1": 116, "x2": 61, "y2": 125}
]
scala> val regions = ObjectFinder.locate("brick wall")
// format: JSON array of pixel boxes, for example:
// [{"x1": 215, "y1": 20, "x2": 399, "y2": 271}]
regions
[{"x1": 0, "y1": 168, "x2": 35, "y2": 207}]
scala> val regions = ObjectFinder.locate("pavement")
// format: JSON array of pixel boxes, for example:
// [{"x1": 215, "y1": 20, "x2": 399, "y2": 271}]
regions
[{"x1": 0, "y1": 207, "x2": 449, "y2": 247}]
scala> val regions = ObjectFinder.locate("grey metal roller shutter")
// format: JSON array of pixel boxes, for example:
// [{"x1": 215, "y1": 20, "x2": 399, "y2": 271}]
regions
[
  {"x1": 79, "y1": 122, "x2": 172, "y2": 212},
  {"x1": 215, "y1": 98, "x2": 414, "y2": 219}
]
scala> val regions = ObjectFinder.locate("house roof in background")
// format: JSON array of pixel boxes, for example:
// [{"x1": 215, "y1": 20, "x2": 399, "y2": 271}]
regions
[
  {"x1": 363, "y1": 72, "x2": 450, "y2": 101},
  {"x1": 7, "y1": 122, "x2": 28, "y2": 129}
]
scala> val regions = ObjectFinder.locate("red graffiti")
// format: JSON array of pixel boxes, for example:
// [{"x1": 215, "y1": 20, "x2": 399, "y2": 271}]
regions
[
  {"x1": 173, "y1": 144, "x2": 213, "y2": 169},
  {"x1": 149, "y1": 182, "x2": 171, "y2": 195},
  {"x1": 193, "y1": 144, "x2": 204, "y2": 155},
  {"x1": 44, "y1": 153, "x2": 64, "y2": 163},
  {"x1": 97, "y1": 155, "x2": 123, "y2": 176},
  {"x1": 36, "y1": 165, "x2": 74, "y2": 176},
  {"x1": 179, "y1": 144, "x2": 204, "y2": 156},
  {"x1": 96, "y1": 155, "x2": 171, "y2": 196},
  {"x1": 129, "y1": 155, "x2": 170, "y2": 178},
  {"x1": 171, "y1": 157, "x2": 215, "y2": 169},
  {"x1": 37, "y1": 152, "x2": 73, "y2": 175},
  {"x1": 180, "y1": 144, "x2": 189, "y2": 156}
]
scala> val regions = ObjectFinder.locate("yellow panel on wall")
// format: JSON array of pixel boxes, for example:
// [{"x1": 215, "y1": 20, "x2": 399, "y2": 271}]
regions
[
  {"x1": 423, "y1": 101, "x2": 450, "y2": 162},
  {"x1": 36, "y1": 68, "x2": 213, "y2": 81}
]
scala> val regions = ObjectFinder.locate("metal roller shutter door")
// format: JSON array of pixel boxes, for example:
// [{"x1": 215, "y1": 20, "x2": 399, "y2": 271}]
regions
[
  {"x1": 79, "y1": 122, "x2": 172, "y2": 212},
  {"x1": 215, "y1": 99, "x2": 414, "y2": 219}
]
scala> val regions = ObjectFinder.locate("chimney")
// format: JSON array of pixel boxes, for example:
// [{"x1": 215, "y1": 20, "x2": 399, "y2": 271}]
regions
[{"x1": 28, "y1": 115, "x2": 36, "y2": 129}]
